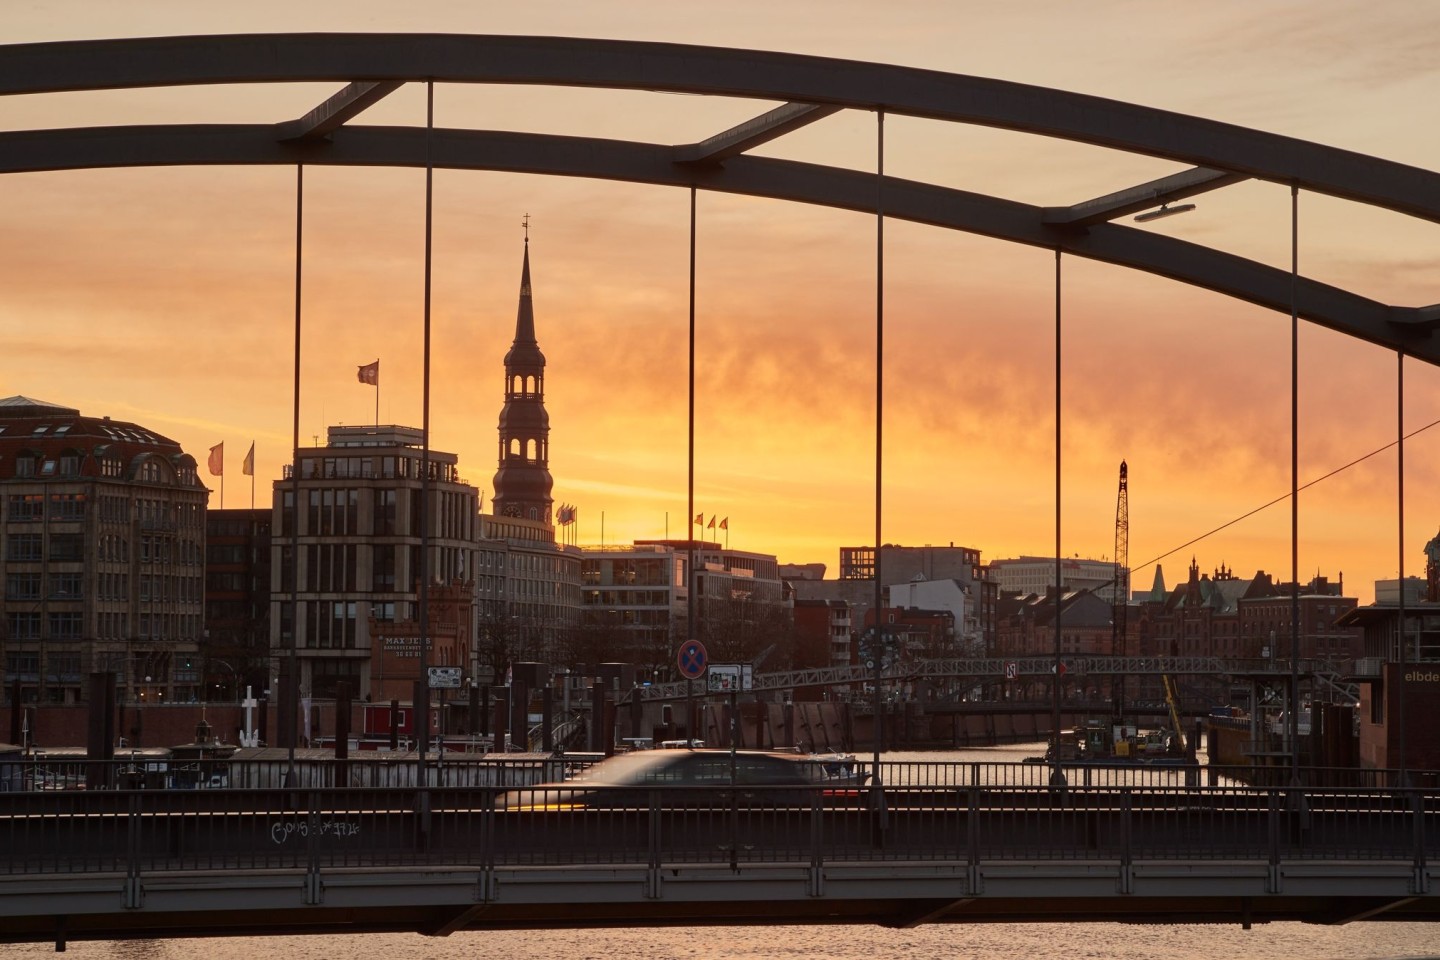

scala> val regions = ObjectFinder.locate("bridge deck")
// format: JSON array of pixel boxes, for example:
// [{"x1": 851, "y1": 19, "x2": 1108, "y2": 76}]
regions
[{"x1": 0, "y1": 769, "x2": 1435, "y2": 943}]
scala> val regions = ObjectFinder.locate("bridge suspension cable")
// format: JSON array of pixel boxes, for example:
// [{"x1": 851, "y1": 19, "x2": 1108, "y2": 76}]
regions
[{"x1": 1133, "y1": 413, "x2": 1440, "y2": 575}]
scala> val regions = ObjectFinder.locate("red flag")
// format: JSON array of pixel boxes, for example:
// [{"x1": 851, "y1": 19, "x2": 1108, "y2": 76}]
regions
[
  {"x1": 719, "y1": 517, "x2": 728, "y2": 530},
  {"x1": 357, "y1": 360, "x2": 380, "y2": 385},
  {"x1": 707, "y1": 515, "x2": 716, "y2": 529},
  {"x1": 241, "y1": 442, "x2": 255, "y2": 477},
  {"x1": 694, "y1": 513, "x2": 703, "y2": 526},
  {"x1": 207, "y1": 442, "x2": 223, "y2": 477}
]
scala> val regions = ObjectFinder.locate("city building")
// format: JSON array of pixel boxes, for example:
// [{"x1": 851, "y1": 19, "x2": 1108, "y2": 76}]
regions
[
  {"x1": 1375, "y1": 577, "x2": 1426, "y2": 605},
  {"x1": 269, "y1": 423, "x2": 480, "y2": 700},
  {"x1": 989, "y1": 554, "x2": 1123, "y2": 603},
  {"x1": 1337, "y1": 549, "x2": 1440, "y2": 771},
  {"x1": 860, "y1": 604, "x2": 958, "y2": 699},
  {"x1": 791, "y1": 598, "x2": 851, "y2": 673},
  {"x1": 0, "y1": 396, "x2": 207, "y2": 705},
  {"x1": 474, "y1": 513, "x2": 580, "y2": 684},
  {"x1": 993, "y1": 589, "x2": 1115, "y2": 657},
  {"x1": 576, "y1": 542, "x2": 688, "y2": 674},
  {"x1": 1337, "y1": 596, "x2": 1440, "y2": 772},
  {"x1": 203, "y1": 507, "x2": 271, "y2": 700},
  {"x1": 577, "y1": 540, "x2": 786, "y2": 676},
  {"x1": 1128, "y1": 560, "x2": 1358, "y2": 663},
  {"x1": 778, "y1": 562, "x2": 826, "y2": 582},
  {"x1": 888, "y1": 578, "x2": 975, "y2": 655},
  {"x1": 809, "y1": 543, "x2": 994, "y2": 653}
]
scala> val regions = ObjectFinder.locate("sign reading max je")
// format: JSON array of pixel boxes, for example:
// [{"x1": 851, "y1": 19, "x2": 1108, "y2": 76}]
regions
[{"x1": 677, "y1": 640, "x2": 708, "y2": 680}]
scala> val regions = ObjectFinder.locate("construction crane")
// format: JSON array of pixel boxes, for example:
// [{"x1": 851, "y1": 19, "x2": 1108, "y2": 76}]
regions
[{"x1": 1112, "y1": 460, "x2": 1128, "y2": 719}]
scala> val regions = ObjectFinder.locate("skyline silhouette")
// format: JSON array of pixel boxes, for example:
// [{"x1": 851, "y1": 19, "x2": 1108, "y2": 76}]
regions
[{"x1": 4, "y1": 3, "x2": 1440, "y2": 603}]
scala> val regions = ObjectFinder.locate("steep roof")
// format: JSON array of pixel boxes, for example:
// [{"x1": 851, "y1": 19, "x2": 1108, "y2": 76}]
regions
[
  {"x1": 1148, "y1": 564, "x2": 1167, "y2": 602},
  {"x1": 0, "y1": 398, "x2": 195, "y2": 483},
  {"x1": 0, "y1": 395, "x2": 79, "y2": 417}
]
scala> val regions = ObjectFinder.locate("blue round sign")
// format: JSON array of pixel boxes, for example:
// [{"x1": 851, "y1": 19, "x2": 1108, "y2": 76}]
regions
[{"x1": 677, "y1": 640, "x2": 709, "y2": 680}]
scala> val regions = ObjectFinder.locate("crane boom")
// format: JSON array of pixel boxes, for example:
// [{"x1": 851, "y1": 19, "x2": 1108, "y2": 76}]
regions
[{"x1": 1112, "y1": 460, "x2": 1129, "y2": 717}]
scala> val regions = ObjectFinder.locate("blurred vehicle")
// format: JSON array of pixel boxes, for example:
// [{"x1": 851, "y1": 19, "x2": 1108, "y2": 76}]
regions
[{"x1": 497, "y1": 748, "x2": 866, "y2": 811}]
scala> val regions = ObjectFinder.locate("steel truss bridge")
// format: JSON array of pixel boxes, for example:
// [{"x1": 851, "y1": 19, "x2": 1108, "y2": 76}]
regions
[
  {"x1": 3, "y1": 33, "x2": 1438, "y2": 355},
  {"x1": 1, "y1": 46, "x2": 1432, "y2": 938},
  {"x1": 0, "y1": 764, "x2": 1435, "y2": 944},
  {"x1": 4, "y1": 35, "x2": 1427, "y2": 713},
  {"x1": 642, "y1": 656, "x2": 1336, "y2": 702}
]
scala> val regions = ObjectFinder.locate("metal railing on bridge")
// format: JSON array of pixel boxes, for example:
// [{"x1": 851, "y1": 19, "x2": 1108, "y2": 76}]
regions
[
  {"x1": 6, "y1": 753, "x2": 1429, "y2": 794},
  {"x1": 642, "y1": 656, "x2": 1340, "y2": 701},
  {"x1": 0, "y1": 772, "x2": 1434, "y2": 879},
  {"x1": 1, "y1": 758, "x2": 1435, "y2": 941}
]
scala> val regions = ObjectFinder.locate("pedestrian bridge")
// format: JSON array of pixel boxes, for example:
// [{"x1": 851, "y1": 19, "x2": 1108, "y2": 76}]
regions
[{"x1": 1, "y1": 761, "x2": 1435, "y2": 946}]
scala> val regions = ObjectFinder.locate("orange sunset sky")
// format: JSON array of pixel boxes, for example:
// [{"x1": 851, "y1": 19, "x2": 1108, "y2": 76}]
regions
[{"x1": 3, "y1": 2, "x2": 1440, "y2": 603}]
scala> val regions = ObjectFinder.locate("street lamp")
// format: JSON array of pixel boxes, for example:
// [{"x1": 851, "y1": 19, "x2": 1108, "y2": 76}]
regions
[
  {"x1": 1134, "y1": 202, "x2": 1196, "y2": 223},
  {"x1": 207, "y1": 659, "x2": 237, "y2": 701}
]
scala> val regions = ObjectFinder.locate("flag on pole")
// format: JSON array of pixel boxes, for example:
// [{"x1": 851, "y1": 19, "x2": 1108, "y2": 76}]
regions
[
  {"x1": 241, "y1": 442, "x2": 255, "y2": 477},
  {"x1": 707, "y1": 515, "x2": 716, "y2": 529},
  {"x1": 207, "y1": 442, "x2": 223, "y2": 477},
  {"x1": 357, "y1": 360, "x2": 380, "y2": 385},
  {"x1": 719, "y1": 517, "x2": 728, "y2": 530},
  {"x1": 694, "y1": 513, "x2": 703, "y2": 526}
]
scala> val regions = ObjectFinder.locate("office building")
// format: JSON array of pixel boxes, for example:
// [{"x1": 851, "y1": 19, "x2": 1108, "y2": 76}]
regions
[{"x1": 0, "y1": 396, "x2": 206, "y2": 705}]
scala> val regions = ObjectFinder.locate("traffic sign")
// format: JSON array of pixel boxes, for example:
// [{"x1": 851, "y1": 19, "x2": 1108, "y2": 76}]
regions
[
  {"x1": 1004, "y1": 661, "x2": 1018, "y2": 680},
  {"x1": 677, "y1": 640, "x2": 709, "y2": 680},
  {"x1": 707, "y1": 663, "x2": 752, "y2": 693}
]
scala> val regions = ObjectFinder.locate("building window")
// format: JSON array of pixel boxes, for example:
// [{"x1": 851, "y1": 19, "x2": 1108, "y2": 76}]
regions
[
  {"x1": 6, "y1": 573, "x2": 41, "y2": 601},
  {"x1": 49, "y1": 493, "x2": 86, "y2": 521},
  {"x1": 373, "y1": 544, "x2": 396, "y2": 591},
  {"x1": 6, "y1": 612, "x2": 40, "y2": 639},
  {"x1": 7, "y1": 534, "x2": 42, "y2": 562},
  {"x1": 5, "y1": 652, "x2": 39, "y2": 677},
  {"x1": 374, "y1": 489, "x2": 397, "y2": 536},
  {"x1": 49, "y1": 534, "x2": 85, "y2": 562},
  {"x1": 48, "y1": 612, "x2": 83, "y2": 639},
  {"x1": 7, "y1": 494, "x2": 43, "y2": 521},
  {"x1": 49, "y1": 572, "x2": 82, "y2": 600}
]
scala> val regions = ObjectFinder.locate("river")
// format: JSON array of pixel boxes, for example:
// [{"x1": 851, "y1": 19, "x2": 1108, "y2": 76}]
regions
[{"x1": 11, "y1": 744, "x2": 1437, "y2": 960}]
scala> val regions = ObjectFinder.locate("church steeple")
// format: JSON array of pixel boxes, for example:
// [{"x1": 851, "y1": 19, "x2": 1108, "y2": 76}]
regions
[{"x1": 491, "y1": 222, "x2": 554, "y2": 523}]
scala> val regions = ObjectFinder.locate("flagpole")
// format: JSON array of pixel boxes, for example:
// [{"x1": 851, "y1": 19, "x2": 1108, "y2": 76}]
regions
[{"x1": 416, "y1": 79, "x2": 435, "y2": 764}]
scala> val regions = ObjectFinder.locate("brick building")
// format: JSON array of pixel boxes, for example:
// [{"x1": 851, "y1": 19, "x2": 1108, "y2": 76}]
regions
[
  {"x1": 1134, "y1": 559, "x2": 1359, "y2": 664},
  {"x1": 0, "y1": 396, "x2": 206, "y2": 707}
]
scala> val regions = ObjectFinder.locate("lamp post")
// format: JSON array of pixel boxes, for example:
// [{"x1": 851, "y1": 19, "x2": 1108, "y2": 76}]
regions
[{"x1": 207, "y1": 659, "x2": 236, "y2": 702}]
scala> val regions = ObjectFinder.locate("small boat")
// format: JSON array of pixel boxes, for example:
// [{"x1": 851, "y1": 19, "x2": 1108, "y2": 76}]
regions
[
  {"x1": 1046, "y1": 719, "x2": 1192, "y2": 766},
  {"x1": 807, "y1": 751, "x2": 869, "y2": 785}
]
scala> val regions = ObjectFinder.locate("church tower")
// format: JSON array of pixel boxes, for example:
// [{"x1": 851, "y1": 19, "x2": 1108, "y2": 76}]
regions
[{"x1": 491, "y1": 228, "x2": 554, "y2": 523}]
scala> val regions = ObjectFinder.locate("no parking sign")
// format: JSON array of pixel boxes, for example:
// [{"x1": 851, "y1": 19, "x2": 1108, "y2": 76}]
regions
[{"x1": 677, "y1": 640, "x2": 708, "y2": 680}]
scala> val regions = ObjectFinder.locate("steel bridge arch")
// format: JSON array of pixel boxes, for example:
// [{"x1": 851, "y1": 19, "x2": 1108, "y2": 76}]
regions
[{"x1": 2, "y1": 33, "x2": 1439, "y2": 360}]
